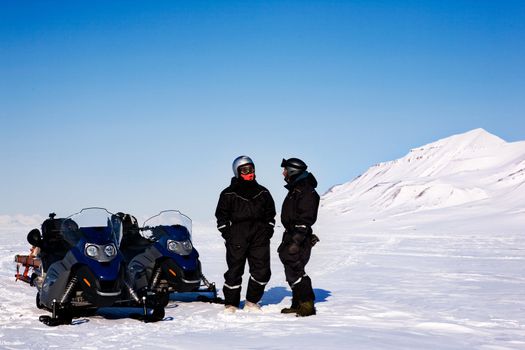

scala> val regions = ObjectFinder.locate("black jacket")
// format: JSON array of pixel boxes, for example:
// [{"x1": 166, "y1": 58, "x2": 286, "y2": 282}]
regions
[
  {"x1": 281, "y1": 171, "x2": 320, "y2": 236},
  {"x1": 215, "y1": 177, "x2": 276, "y2": 240}
]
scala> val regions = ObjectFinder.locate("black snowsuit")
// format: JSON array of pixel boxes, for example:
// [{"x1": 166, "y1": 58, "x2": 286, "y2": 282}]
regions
[
  {"x1": 278, "y1": 171, "x2": 320, "y2": 304},
  {"x1": 215, "y1": 177, "x2": 276, "y2": 307}
]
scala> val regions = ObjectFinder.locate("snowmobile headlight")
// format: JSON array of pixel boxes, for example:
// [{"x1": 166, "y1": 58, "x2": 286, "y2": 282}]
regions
[
  {"x1": 104, "y1": 244, "x2": 116, "y2": 257},
  {"x1": 167, "y1": 239, "x2": 193, "y2": 256},
  {"x1": 181, "y1": 240, "x2": 193, "y2": 251},
  {"x1": 84, "y1": 243, "x2": 117, "y2": 262},
  {"x1": 85, "y1": 244, "x2": 99, "y2": 258},
  {"x1": 167, "y1": 240, "x2": 177, "y2": 252}
]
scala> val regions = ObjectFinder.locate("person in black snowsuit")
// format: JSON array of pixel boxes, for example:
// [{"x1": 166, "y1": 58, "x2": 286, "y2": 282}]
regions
[
  {"x1": 278, "y1": 157, "x2": 320, "y2": 317},
  {"x1": 215, "y1": 155, "x2": 276, "y2": 311}
]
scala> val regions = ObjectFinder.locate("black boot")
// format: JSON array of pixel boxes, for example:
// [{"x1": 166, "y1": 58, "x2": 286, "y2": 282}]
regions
[
  {"x1": 292, "y1": 276, "x2": 316, "y2": 316},
  {"x1": 296, "y1": 300, "x2": 316, "y2": 317},
  {"x1": 280, "y1": 304, "x2": 298, "y2": 314},
  {"x1": 281, "y1": 288, "x2": 299, "y2": 314}
]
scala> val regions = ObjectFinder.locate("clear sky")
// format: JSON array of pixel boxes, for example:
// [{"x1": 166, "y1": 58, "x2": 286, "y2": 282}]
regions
[{"x1": 1, "y1": 0, "x2": 524, "y2": 221}]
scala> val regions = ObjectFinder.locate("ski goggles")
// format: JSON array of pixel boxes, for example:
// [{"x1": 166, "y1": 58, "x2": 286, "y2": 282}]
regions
[{"x1": 239, "y1": 165, "x2": 255, "y2": 175}]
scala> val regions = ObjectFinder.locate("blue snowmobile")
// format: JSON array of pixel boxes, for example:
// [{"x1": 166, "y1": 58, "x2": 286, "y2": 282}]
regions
[
  {"x1": 17, "y1": 208, "x2": 165, "y2": 326},
  {"x1": 119, "y1": 210, "x2": 218, "y2": 306}
]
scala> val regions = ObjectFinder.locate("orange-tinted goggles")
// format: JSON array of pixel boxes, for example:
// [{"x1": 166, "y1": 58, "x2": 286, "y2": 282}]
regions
[{"x1": 239, "y1": 165, "x2": 254, "y2": 175}]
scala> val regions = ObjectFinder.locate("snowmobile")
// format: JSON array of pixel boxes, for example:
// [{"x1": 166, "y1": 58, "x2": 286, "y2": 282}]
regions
[
  {"x1": 119, "y1": 210, "x2": 219, "y2": 306},
  {"x1": 15, "y1": 208, "x2": 165, "y2": 326}
]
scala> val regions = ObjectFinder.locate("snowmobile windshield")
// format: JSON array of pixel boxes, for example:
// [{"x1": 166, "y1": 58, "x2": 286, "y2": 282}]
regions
[
  {"x1": 61, "y1": 207, "x2": 123, "y2": 247},
  {"x1": 141, "y1": 210, "x2": 192, "y2": 241}
]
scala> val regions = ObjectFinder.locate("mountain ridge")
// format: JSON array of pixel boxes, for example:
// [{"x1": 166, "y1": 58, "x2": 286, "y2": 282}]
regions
[{"x1": 321, "y1": 128, "x2": 525, "y2": 215}]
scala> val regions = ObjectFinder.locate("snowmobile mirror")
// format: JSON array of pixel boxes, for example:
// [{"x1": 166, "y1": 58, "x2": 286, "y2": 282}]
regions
[{"x1": 27, "y1": 229, "x2": 42, "y2": 247}]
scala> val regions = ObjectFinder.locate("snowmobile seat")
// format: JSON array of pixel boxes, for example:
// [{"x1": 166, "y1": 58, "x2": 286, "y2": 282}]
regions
[
  {"x1": 40, "y1": 214, "x2": 72, "y2": 270},
  {"x1": 118, "y1": 213, "x2": 152, "y2": 263}
]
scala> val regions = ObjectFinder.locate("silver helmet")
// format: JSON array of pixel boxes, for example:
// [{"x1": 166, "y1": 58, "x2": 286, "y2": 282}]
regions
[{"x1": 232, "y1": 155, "x2": 254, "y2": 178}]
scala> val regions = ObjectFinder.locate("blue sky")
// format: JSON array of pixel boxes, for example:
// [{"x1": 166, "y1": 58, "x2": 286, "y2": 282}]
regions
[{"x1": 1, "y1": 0, "x2": 524, "y2": 221}]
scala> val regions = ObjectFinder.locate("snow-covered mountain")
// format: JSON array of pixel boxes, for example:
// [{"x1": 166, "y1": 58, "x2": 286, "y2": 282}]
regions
[{"x1": 322, "y1": 128, "x2": 525, "y2": 216}]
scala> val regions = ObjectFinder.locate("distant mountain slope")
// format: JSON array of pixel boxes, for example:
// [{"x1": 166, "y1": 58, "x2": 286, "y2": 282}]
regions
[
  {"x1": 0, "y1": 214, "x2": 43, "y2": 229},
  {"x1": 321, "y1": 128, "x2": 525, "y2": 216}
]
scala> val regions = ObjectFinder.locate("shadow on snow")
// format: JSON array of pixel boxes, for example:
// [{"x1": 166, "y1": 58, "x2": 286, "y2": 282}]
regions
[{"x1": 260, "y1": 286, "x2": 331, "y2": 306}]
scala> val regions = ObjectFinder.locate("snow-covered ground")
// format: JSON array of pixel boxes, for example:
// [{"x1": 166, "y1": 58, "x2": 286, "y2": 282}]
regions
[{"x1": 1, "y1": 129, "x2": 524, "y2": 349}]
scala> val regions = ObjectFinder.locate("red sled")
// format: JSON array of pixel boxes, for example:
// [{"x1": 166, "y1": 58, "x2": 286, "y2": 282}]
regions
[{"x1": 14, "y1": 247, "x2": 41, "y2": 284}]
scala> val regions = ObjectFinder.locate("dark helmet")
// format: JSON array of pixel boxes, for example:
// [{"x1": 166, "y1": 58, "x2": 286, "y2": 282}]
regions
[
  {"x1": 232, "y1": 155, "x2": 255, "y2": 178},
  {"x1": 281, "y1": 157, "x2": 307, "y2": 177}
]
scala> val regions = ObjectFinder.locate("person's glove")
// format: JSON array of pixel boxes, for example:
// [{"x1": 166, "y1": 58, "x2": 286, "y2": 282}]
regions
[{"x1": 310, "y1": 234, "x2": 320, "y2": 247}]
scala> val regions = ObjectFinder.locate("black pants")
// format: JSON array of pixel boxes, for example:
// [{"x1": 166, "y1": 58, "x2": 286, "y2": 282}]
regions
[
  {"x1": 278, "y1": 232, "x2": 315, "y2": 303},
  {"x1": 223, "y1": 234, "x2": 271, "y2": 307}
]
